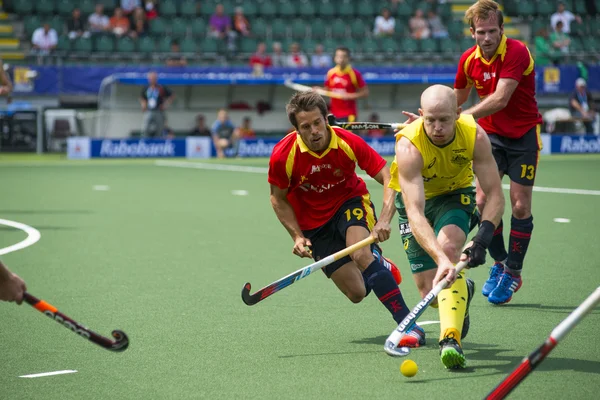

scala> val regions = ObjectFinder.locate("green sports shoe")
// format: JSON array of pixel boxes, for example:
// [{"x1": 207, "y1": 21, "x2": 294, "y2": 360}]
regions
[{"x1": 439, "y1": 335, "x2": 466, "y2": 369}]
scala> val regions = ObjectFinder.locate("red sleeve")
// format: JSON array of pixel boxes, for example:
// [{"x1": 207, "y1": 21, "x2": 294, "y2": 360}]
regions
[
  {"x1": 354, "y1": 69, "x2": 366, "y2": 88},
  {"x1": 344, "y1": 132, "x2": 386, "y2": 177},
  {"x1": 499, "y1": 42, "x2": 530, "y2": 82},
  {"x1": 268, "y1": 142, "x2": 291, "y2": 189},
  {"x1": 265, "y1": 56, "x2": 272, "y2": 67},
  {"x1": 454, "y1": 50, "x2": 472, "y2": 89}
]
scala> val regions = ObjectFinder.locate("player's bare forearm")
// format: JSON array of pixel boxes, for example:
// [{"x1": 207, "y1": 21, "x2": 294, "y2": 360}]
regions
[
  {"x1": 373, "y1": 168, "x2": 396, "y2": 224},
  {"x1": 0, "y1": 63, "x2": 12, "y2": 95},
  {"x1": 463, "y1": 78, "x2": 518, "y2": 119},
  {"x1": 0, "y1": 259, "x2": 10, "y2": 281},
  {"x1": 454, "y1": 87, "x2": 471, "y2": 107},
  {"x1": 270, "y1": 190, "x2": 304, "y2": 241}
]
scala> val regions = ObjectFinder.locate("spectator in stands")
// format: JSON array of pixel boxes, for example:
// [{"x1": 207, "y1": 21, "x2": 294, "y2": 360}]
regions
[
  {"x1": 191, "y1": 114, "x2": 211, "y2": 137},
  {"x1": 551, "y1": 2, "x2": 582, "y2": 34},
  {"x1": 121, "y1": 0, "x2": 141, "y2": 16},
  {"x1": 88, "y1": 4, "x2": 110, "y2": 34},
  {"x1": 271, "y1": 42, "x2": 285, "y2": 67},
  {"x1": 311, "y1": 44, "x2": 332, "y2": 68},
  {"x1": 67, "y1": 8, "x2": 90, "y2": 40},
  {"x1": 129, "y1": 7, "x2": 148, "y2": 38},
  {"x1": 233, "y1": 7, "x2": 251, "y2": 37},
  {"x1": 109, "y1": 7, "x2": 131, "y2": 37},
  {"x1": 550, "y1": 21, "x2": 570, "y2": 54},
  {"x1": 209, "y1": 4, "x2": 236, "y2": 51},
  {"x1": 285, "y1": 42, "x2": 308, "y2": 67},
  {"x1": 570, "y1": 78, "x2": 596, "y2": 134},
  {"x1": 428, "y1": 9, "x2": 449, "y2": 38},
  {"x1": 373, "y1": 8, "x2": 395, "y2": 37},
  {"x1": 211, "y1": 109, "x2": 240, "y2": 158},
  {"x1": 534, "y1": 27, "x2": 560, "y2": 66},
  {"x1": 31, "y1": 22, "x2": 58, "y2": 55},
  {"x1": 166, "y1": 41, "x2": 187, "y2": 67},
  {"x1": 409, "y1": 9, "x2": 431, "y2": 39},
  {"x1": 250, "y1": 42, "x2": 272, "y2": 76},
  {"x1": 238, "y1": 116, "x2": 256, "y2": 138},
  {"x1": 139, "y1": 72, "x2": 174, "y2": 137},
  {"x1": 144, "y1": 0, "x2": 158, "y2": 20}
]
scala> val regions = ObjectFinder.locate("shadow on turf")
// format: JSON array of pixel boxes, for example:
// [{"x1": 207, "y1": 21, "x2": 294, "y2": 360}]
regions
[
  {"x1": 352, "y1": 337, "x2": 600, "y2": 376},
  {"x1": 503, "y1": 303, "x2": 600, "y2": 315},
  {"x1": 0, "y1": 210, "x2": 93, "y2": 215}
]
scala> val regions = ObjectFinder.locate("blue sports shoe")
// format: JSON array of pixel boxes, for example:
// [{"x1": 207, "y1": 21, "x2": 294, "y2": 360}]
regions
[
  {"x1": 488, "y1": 272, "x2": 522, "y2": 305},
  {"x1": 482, "y1": 262, "x2": 505, "y2": 297}
]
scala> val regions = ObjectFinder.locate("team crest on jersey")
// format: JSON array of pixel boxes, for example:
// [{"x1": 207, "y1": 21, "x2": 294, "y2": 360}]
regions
[
  {"x1": 427, "y1": 157, "x2": 437, "y2": 169},
  {"x1": 451, "y1": 154, "x2": 470, "y2": 166},
  {"x1": 483, "y1": 72, "x2": 496, "y2": 81},
  {"x1": 333, "y1": 168, "x2": 343, "y2": 177},
  {"x1": 452, "y1": 148, "x2": 466, "y2": 153}
]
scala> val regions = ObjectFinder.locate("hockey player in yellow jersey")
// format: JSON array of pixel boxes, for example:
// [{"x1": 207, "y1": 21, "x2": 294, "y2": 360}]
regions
[{"x1": 389, "y1": 85, "x2": 505, "y2": 369}]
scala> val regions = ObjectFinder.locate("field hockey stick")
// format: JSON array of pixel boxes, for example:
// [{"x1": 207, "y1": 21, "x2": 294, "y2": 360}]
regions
[
  {"x1": 242, "y1": 236, "x2": 375, "y2": 306},
  {"x1": 384, "y1": 260, "x2": 468, "y2": 357},
  {"x1": 284, "y1": 79, "x2": 346, "y2": 99},
  {"x1": 485, "y1": 286, "x2": 600, "y2": 400},
  {"x1": 327, "y1": 114, "x2": 408, "y2": 131},
  {"x1": 23, "y1": 292, "x2": 129, "y2": 352}
]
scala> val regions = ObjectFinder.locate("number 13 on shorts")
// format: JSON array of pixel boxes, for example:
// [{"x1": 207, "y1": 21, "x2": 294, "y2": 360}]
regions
[{"x1": 520, "y1": 164, "x2": 535, "y2": 180}]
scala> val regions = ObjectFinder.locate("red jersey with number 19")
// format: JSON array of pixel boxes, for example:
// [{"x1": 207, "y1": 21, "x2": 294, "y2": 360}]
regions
[
  {"x1": 455, "y1": 35, "x2": 542, "y2": 139},
  {"x1": 268, "y1": 126, "x2": 386, "y2": 231}
]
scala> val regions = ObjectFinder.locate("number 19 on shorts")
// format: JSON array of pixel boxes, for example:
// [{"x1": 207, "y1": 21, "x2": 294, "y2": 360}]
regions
[{"x1": 345, "y1": 208, "x2": 363, "y2": 221}]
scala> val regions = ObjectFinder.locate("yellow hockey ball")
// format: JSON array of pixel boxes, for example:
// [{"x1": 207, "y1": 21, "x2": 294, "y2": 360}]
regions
[{"x1": 400, "y1": 359, "x2": 418, "y2": 377}]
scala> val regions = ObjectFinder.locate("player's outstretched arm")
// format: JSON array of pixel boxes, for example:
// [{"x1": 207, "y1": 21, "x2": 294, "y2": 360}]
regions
[
  {"x1": 371, "y1": 166, "x2": 395, "y2": 243},
  {"x1": 462, "y1": 78, "x2": 518, "y2": 119},
  {"x1": 0, "y1": 60, "x2": 13, "y2": 96},
  {"x1": 454, "y1": 87, "x2": 471, "y2": 107},
  {"x1": 396, "y1": 138, "x2": 456, "y2": 285},
  {"x1": 269, "y1": 184, "x2": 312, "y2": 258},
  {"x1": 462, "y1": 125, "x2": 506, "y2": 268},
  {"x1": 0, "y1": 260, "x2": 27, "y2": 304}
]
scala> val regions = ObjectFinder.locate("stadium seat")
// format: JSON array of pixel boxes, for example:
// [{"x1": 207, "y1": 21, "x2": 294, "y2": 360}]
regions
[
  {"x1": 318, "y1": 1, "x2": 336, "y2": 18},
  {"x1": 35, "y1": 0, "x2": 55, "y2": 16},
  {"x1": 278, "y1": 1, "x2": 297, "y2": 18},
  {"x1": 401, "y1": 38, "x2": 419, "y2": 54},
  {"x1": 570, "y1": 21, "x2": 586, "y2": 37},
  {"x1": 180, "y1": 37, "x2": 197, "y2": 53},
  {"x1": 150, "y1": 17, "x2": 168, "y2": 36},
  {"x1": 569, "y1": 37, "x2": 584, "y2": 53},
  {"x1": 331, "y1": 19, "x2": 347, "y2": 38},
  {"x1": 337, "y1": 0, "x2": 356, "y2": 18},
  {"x1": 239, "y1": 37, "x2": 258, "y2": 54},
  {"x1": 115, "y1": 36, "x2": 135, "y2": 53},
  {"x1": 437, "y1": 3, "x2": 452, "y2": 21},
  {"x1": 419, "y1": 38, "x2": 438, "y2": 53},
  {"x1": 297, "y1": 1, "x2": 316, "y2": 18},
  {"x1": 98, "y1": 0, "x2": 117, "y2": 14},
  {"x1": 290, "y1": 18, "x2": 306, "y2": 39},
  {"x1": 270, "y1": 18, "x2": 287, "y2": 39},
  {"x1": 515, "y1": 3, "x2": 536, "y2": 19},
  {"x1": 310, "y1": 19, "x2": 326, "y2": 39},
  {"x1": 438, "y1": 37, "x2": 456, "y2": 54},
  {"x1": 394, "y1": 20, "x2": 407, "y2": 37},
  {"x1": 57, "y1": 0, "x2": 75, "y2": 17},
  {"x1": 382, "y1": 37, "x2": 400, "y2": 53},
  {"x1": 95, "y1": 35, "x2": 115, "y2": 53},
  {"x1": 300, "y1": 37, "x2": 316, "y2": 54},
  {"x1": 582, "y1": 36, "x2": 600, "y2": 52},
  {"x1": 199, "y1": 0, "x2": 216, "y2": 16},
  {"x1": 340, "y1": 37, "x2": 357, "y2": 53},
  {"x1": 73, "y1": 37, "x2": 93, "y2": 53},
  {"x1": 259, "y1": 1, "x2": 278, "y2": 18},
  {"x1": 201, "y1": 38, "x2": 222, "y2": 54},
  {"x1": 159, "y1": 0, "x2": 178, "y2": 18},
  {"x1": 170, "y1": 17, "x2": 189, "y2": 39},
  {"x1": 396, "y1": 2, "x2": 413, "y2": 19},
  {"x1": 357, "y1": 3, "x2": 377, "y2": 18},
  {"x1": 156, "y1": 36, "x2": 172, "y2": 53},
  {"x1": 137, "y1": 36, "x2": 156, "y2": 54},
  {"x1": 191, "y1": 19, "x2": 207, "y2": 38},
  {"x1": 535, "y1": 0, "x2": 555, "y2": 18},
  {"x1": 251, "y1": 18, "x2": 268, "y2": 38},
  {"x1": 321, "y1": 37, "x2": 337, "y2": 53},
  {"x1": 415, "y1": 1, "x2": 433, "y2": 14},
  {"x1": 573, "y1": 0, "x2": 588, "y2": 14},
  {"x1": 56, "y1": 35, "x2": 71, "y2": 53},
  {"x1": 50, "y1": 16, "x2": 66, "y2": 36},
  {"x1": 448, "y1": 20, "x2": 466, "y2": 39},
  {"x1": 350, "y1": 19, "x2": 367, "y2": 38},
  {"x1": 459, "y1": 37, "x2": 475, "y2": 51},
  {"x1": 13, "y1": 0, "x2": 34, "y2": 16},
  {"x1": 242, "y1": 3, "x2": 258, "y2": 18},
  {"x1": 531, "y1": 17, "x2": 549, "y2": 36},
  {"x1": 180, "y1": 0, "x2": 198, "y2": 17},
  {"x1": 79, "y1": 0, "x2": 96, "y2": 17},
  {"x1": 361, "y1": 37, "x2": 380, "y2": 54},
  {"x1": 23, "y1": 15, "x2": 42, "y2": 37}
]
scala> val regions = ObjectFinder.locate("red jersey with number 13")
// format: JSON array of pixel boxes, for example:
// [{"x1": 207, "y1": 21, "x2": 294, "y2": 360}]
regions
[
  {"x1": 268, "y1": 126, "x2": 385, "y2": 230},
  {"x1": 324, "y1": 65, "x2": 366, "y2": 119},
  {"x1": 455, "y1": 35, "x2": 542, "y2": 139}
]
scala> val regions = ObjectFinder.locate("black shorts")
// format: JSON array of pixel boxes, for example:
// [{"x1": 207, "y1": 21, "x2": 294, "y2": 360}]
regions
[
  {"x1": 488, "y1": 125, "x2": 541, "y2": 186},
  {"x1": 302, "y1": 196, "x2": 379, "y2": 278}
]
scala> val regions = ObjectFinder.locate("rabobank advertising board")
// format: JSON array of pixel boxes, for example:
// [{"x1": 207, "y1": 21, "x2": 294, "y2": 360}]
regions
[{"x1": 551, "y1": 135, "x2": 600, "y2": 154}]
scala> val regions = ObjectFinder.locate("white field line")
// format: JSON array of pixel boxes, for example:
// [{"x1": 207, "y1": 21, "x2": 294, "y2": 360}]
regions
[
  {"x1": 19, "y1": 370, "x2": 78, "y2": 378},
  {"x1": 155, "y1": 160, "x2": 600, "y2": 196},
  {"x1": 0, "y1": 219, "x2": 41, "y2": 256}
]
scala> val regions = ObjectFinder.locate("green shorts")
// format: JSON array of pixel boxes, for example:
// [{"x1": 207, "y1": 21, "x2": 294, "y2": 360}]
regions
[{"x1": 396, "y1": 187, "x2": 477, "y2": 274}]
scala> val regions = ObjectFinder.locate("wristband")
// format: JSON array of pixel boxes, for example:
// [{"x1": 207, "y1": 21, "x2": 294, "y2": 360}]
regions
[{"x1": 473, "y1": 220, "x2": 495, "y2": 248}]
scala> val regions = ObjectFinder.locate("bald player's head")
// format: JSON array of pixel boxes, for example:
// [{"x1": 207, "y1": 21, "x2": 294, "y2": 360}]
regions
[{"x1": 418, "y1": 85, "x2": 461, "y2": 146}]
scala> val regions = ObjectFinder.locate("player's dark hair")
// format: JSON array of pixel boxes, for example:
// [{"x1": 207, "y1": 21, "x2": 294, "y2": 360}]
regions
[
  {"x1": 335, "y1": 46, "x2": 351, "y2": 58},
  {"x1": 286, "y1": 91, "x2": 328, "y2": 129},
  {"x1": 465, "y1": 0, "x2": 504, "y2": 29}
]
